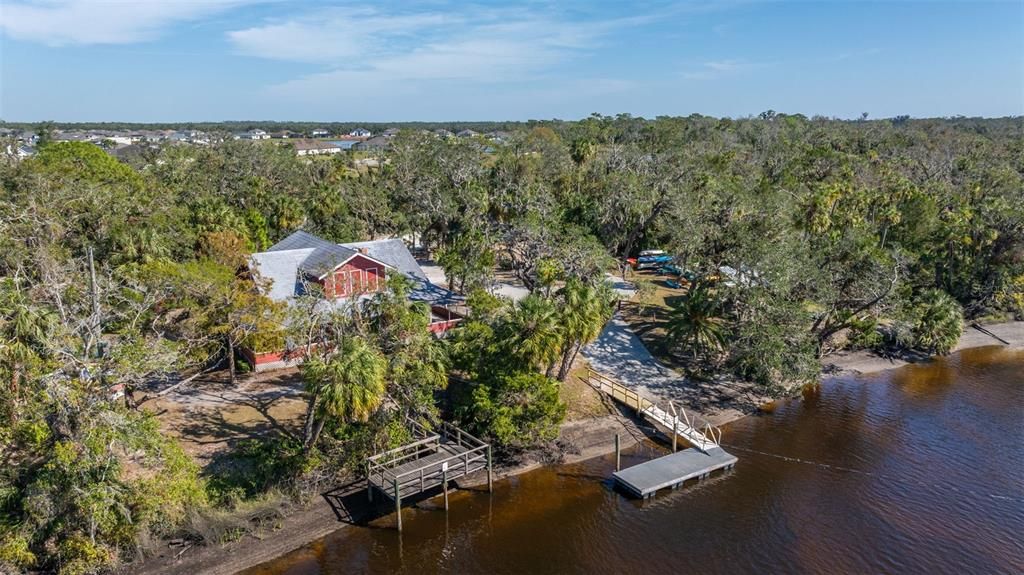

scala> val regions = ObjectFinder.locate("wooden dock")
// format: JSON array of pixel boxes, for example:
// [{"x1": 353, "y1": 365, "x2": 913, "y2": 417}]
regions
[
  {"x1": 366, "y1": 421, "x2": 492, "y2": 530},
  {"x1": 613, "y1": 446, "x2": 737, "y2": 498}
]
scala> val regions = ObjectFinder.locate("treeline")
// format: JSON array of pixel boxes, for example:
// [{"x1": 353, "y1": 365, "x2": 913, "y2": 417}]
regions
[{"x1": 1, "y1": 113, "x2": 1022, "y2": 573}]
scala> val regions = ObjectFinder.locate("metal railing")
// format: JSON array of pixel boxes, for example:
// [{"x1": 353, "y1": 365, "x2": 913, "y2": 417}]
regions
[{"x1": 585, "y1": 368, "x2": 722, "y2": 450}]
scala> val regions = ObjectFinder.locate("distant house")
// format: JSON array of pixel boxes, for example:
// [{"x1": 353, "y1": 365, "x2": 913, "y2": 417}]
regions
[
  {"x1": 349, "y1": 128, "x2": 372, "y2": 138},
  {"x1": 245, "y1": 230, "x2": 464, "y2": 371},
  {"x1": 456, "y1": 129, "x2": 478, "y2": 138},
  {"x1": 293, "y1": 139, "x2": 342, "y2": 156},
  {"x1": 435, "y1": 129, "x2": 454, "y2": 138},
  {"x1": 241, "y1": 129, "x2": 270, "y2": 140},
  {"x1": 352, "y1": 135, "x2": 390, "y2": 152},
  {"x1": 381, "y1": 128, "x2": 400, "y2": 138},
  {"x1": 311, "y1": 129, "x2": 330, "y2": 138}
]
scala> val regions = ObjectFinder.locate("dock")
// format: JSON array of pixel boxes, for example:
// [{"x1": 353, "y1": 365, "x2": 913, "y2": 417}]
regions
[
  {"x1": 366, "y1": 421, "x2": 492, "y2": 530},
  {"x1": 585, "y1": 368, "x2": 738, "y2": 498},
  {"x1": 613, "y1": 446, "x2": 737, "y2": 498}
]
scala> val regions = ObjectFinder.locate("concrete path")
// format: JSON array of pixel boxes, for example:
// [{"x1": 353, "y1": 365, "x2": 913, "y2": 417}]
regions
[
  {"x1": 582, "y1": 315, "x2": 691, "y2": 405},
  {"x1": 581, "y1": 315, "x2": 771, "y2": 425}
]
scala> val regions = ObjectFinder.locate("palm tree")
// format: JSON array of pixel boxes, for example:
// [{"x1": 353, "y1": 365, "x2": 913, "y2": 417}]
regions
[
  {"x1": 502, "y1": 295, "x2": 562, "y2": 373},
  {"x1": 666, "y1": 282, "x2": 728, "y2": 360},
  {"x1": 554, "y1": 280, "x2": 615, "y2": 381},
  {"x1": 301, "y1": 336, "x2": 387, "y2": 449},
  {"x1": 912, "y1": 289, "x2": 962, "y2": 354}
]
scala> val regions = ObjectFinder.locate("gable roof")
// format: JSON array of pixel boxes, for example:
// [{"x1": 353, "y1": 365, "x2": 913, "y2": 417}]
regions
[
  {"x1": 341, "y1": 239, "x2": 425, "y2": 280},
  {"x1": 250, "y1": 248, "x2": 316, "y2": 301},
  {"x1": 252, "y1": 230, "x2": 463, "y2": 307},
  {"x1": 268, "y1": 230, "x2": 373, "y2": 278}
]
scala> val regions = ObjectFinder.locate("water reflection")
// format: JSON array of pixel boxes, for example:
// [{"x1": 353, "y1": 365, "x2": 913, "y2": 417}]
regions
[{"x1": 243, "y1": 348, "x2": 1024, "y2": 575}]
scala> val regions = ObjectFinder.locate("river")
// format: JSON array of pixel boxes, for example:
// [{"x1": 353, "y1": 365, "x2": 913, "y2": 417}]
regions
[{"x1": 242, "y1": 346, "x2": 1024, "y2": 574}]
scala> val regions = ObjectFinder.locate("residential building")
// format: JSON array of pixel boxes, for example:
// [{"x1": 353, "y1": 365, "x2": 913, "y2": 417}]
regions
[
  {"x1": 352, "y1": 135, "x2": 390, "y2": 151},
  {"x1": 245, "y1": 230, "x2": 463, "y2": 371},
  {"x1": 293, "y1": 139, "x2": 342, "y2": 156},
  {"x1": 311, "y1": 129, "x2": 330, "y2": 137},
  {"x1": 349, "y1": 128, "x2": 372, "y2": 138},
  {"x1": 241, "y1": 129, "x2": 270, "y2": 140}
]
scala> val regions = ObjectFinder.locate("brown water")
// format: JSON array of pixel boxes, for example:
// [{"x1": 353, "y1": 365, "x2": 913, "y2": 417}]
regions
[{"x1": 243, "y1": 347, "x2": 1024, "y2": 575}]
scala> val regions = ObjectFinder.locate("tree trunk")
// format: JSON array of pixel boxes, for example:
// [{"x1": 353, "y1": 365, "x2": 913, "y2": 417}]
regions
[
  {"x1": 557, "y1": 342, "x2": 583, "y2": 382},
  {"x1": 227, "y1": 338, "x2": 236, "y2": 384},
  {"x1": 309, "y1": 417, "x2": 327, "y2": 449},
  {"x1": 303, "y1": 393, "x2": 319, "y2": 448}
]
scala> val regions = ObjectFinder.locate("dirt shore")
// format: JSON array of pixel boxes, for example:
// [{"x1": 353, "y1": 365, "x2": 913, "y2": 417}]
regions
[
  {"x1": 823, "y1": 321, "x2": 1024, "y2": 375},
  {"x1": 124, "y1": 411, "x2": 650, "y2": 575}
]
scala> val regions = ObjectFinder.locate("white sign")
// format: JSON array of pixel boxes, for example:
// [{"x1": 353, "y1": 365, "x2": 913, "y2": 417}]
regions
[{"x1": 442, "y1": 462, "x2": 448, "y2": 472}]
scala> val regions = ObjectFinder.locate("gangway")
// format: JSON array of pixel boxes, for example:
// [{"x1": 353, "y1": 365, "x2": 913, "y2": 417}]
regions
[{"x1": 584, "y1": 368, "x2": 737, "y2": 498}]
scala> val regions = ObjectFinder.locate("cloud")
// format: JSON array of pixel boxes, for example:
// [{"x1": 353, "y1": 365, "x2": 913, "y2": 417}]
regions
[
  {"x1": 226, "y1": 7, "x2": 456, "y2": 63},
  {"x1": 0, "y1": 0, "x2": 252, "y2": 46},
  {"x1": 683, "y1": 58, "x2": 766, "y2": 79},
  {"x1": 230, "y1": 4, "x2": 653, "y2": 103},
  {"x1": 227, "y1": 6, "x2": 643, "y2": 71}
]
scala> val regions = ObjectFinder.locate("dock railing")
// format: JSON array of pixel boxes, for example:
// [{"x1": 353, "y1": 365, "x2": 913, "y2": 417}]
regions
[
  {"x1": 585, "y1": 368, "x2": 722, "y2": 450},
  {"x1": 366, "y1": 419, "x2": 491, "y2": 501}
]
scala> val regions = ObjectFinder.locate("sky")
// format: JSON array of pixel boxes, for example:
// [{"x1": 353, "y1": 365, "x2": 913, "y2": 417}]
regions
[{"x1": 0, "y1": 0, "x2": 1021, "y2": 122}]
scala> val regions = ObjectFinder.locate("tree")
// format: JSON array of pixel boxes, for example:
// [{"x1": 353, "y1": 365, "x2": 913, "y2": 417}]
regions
[
  {"x1": 666, "y1": 282, "x2": 728, "y2": 359},
  {"x1": 300, "y1": 337, "x2": 387, "y2": 449},
  {"x1": 457, "y1": 371, "x2": 565, "y2": 451},
  {"x1": 553, "y1": 279, "x2": 615, "y2": 381},
  {"x1": 500, "y1": 295, "x2": 562, "y2": 373}
]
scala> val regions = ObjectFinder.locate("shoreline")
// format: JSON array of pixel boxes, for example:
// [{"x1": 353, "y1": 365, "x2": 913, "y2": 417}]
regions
[
  {"x1": 128, "y1": 320, "x2": 1023, "y2": 575},
  {"x1": 822, "y1": 321, "x2": 1024, "y2": 376}
]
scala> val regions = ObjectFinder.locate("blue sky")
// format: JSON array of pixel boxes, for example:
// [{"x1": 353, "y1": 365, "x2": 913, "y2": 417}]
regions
[{"x1": 1, "y1": 1, "x2": 1021, "y2": 121}]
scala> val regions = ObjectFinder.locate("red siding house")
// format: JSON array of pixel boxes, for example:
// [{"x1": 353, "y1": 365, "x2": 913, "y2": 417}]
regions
[{"x1": 246, "y1": 231, "x2": 463, "y2": 372}]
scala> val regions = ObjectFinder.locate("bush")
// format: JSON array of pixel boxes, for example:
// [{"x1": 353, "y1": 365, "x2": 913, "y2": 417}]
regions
[
  {"x1": 910, "y1": 289, "x2": 963, "y2": 354},
  {"x1": 456, "y1": 372, "x2": 565, "y2": 452}
]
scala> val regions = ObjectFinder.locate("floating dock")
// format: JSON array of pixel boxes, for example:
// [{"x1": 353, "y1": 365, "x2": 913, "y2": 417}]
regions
[{"x1": 614, "y1": 446, "x2": 737, "y2": 499}]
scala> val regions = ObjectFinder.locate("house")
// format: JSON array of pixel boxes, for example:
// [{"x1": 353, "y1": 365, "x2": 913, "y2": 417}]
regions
[
  {"x1": 311, "y1": 129, "x2": 330, "y2": 137},
  {"x1": 241, "y1": 129, "x2": 270, "y2": 140},
  {"x1": 381, "y1": 128, "x2": 401, "y2": 138},
  {"x1": 352, "y1": 135, "x2": 390, "y2": 152},
  {"x1": 349, "y1": 128, "x2": 372, "y2": 138},
  {"x1": 456, "y1": 129, "x2": 478, "y2": 138},
  {"x1": 245, "y1": 230, "x2": 464, "y2": 371},
  {"x1": 293, "y1": 139, "x2": 342, "y2": 156}
]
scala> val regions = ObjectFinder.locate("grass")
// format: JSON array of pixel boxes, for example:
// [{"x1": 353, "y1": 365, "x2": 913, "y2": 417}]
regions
[{"x1": 559, "y1": 361, "x2": 609, "y2": 421}]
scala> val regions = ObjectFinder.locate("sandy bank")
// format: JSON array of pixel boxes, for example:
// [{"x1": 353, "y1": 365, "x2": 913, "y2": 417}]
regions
[{"x1": 823, "y1": 321, "x2": 1024, "y2": 375}]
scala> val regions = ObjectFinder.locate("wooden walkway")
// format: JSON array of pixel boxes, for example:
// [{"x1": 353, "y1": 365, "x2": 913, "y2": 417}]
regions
[
  {"x1": 585, "y1": 368, "x2": 738, "y2": 498},
  {"x1": 366, "y1": 421, "x2": 492, "y2": 530},
  {"x1": 614, "y1": 447, "x2": 737, "y2": 498}
]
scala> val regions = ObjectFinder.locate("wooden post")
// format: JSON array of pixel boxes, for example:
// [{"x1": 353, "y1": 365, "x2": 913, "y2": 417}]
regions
[
  {"x1": 420, "y1": 468, "x2": 425, "y2": 492},
  {"x1": 486, "y1": 445, "x2": 493, "y2": 493},
  {"x1": 442, "y1": 465, "x2": 449, "y2": 511},
  {"x1": 615, "y1": 433, "x2": 621, "y2": 471},
  {"x1": 394, "y1": 477, "x2": 402, "y2": 532},
  {"x1": 367, "y1": 462, "x2": 373, "y2": 503}
]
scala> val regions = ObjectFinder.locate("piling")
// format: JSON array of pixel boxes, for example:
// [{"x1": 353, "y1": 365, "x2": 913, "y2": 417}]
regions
[
  {"x1": 442, "y1": 466, "x2": 449, "y2": 511},
  {"x1": 394, "y1": 477, "x2": 402, "y2": 532},
  {"x1": 615, "y1": 433, "x2": 621, "y2": 471},
  {"x1": 487, "y1": 445, "x2": 493, "y2": 493}
]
